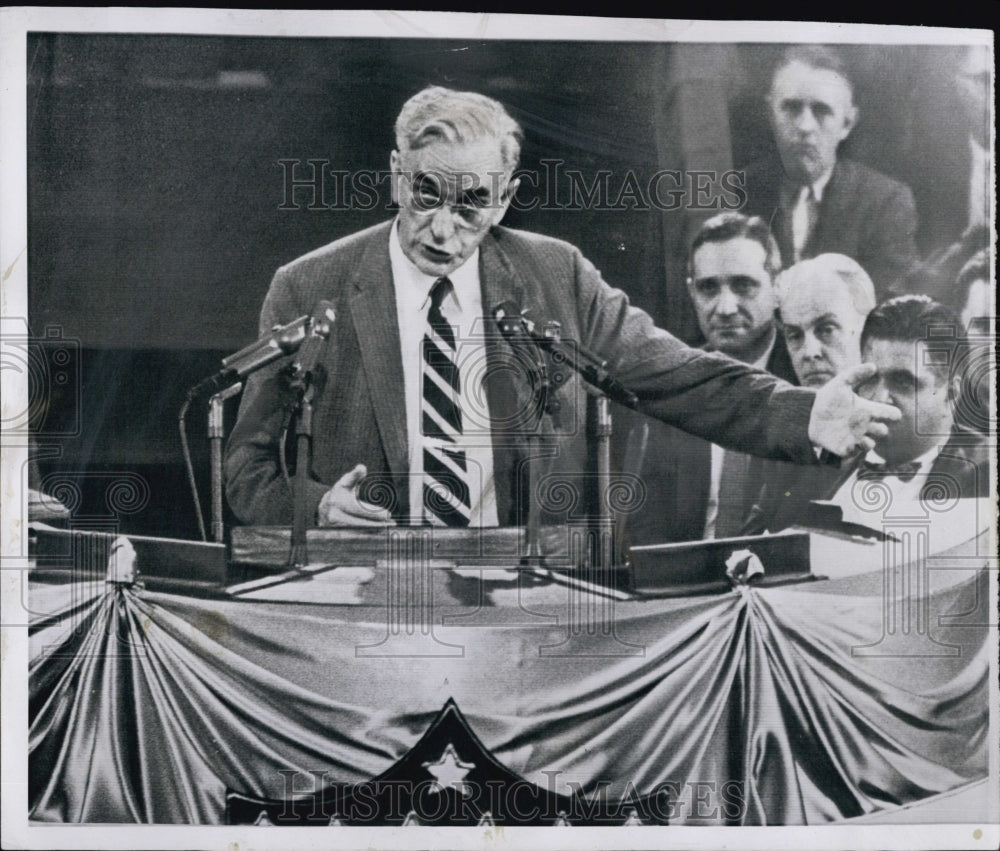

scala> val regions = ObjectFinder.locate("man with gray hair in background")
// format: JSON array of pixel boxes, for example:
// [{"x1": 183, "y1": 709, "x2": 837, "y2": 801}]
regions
[
  {"x1": 744, "y1": 254, "x2": 877, "y2": 533},
  {"x1": 226, "y1": 85, "x2": 899, "y2": 530},
  {"x1": 778, "y1": 253, "x2": 877, "y2": 388}
]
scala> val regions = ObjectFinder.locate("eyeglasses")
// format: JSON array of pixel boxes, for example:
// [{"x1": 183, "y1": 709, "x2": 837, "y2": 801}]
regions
[{"x1": 400, "y1": 173, "x2": 510, "y2": 231}]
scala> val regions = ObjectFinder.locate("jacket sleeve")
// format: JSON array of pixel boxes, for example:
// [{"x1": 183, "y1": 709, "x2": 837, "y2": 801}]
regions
[
  {"x1": 570, "y1": 247, "x2": 819, "y2": 464},
  {"x1": 224, "y1": 266, "x2": 331, "y2": 526}
]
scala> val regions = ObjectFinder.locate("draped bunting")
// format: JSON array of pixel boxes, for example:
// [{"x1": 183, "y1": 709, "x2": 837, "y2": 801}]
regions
[{"x1": 28, "y1": 559, "x2": 989, "y2": 825}]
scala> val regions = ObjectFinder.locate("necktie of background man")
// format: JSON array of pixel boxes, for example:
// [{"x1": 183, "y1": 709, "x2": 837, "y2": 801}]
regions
[{"x1": 791, "y1": 184, "x2": 819, "y2": 263}]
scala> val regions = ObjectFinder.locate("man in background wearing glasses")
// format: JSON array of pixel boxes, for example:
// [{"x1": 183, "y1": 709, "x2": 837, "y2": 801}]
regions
[{"x1": 225, "y1": 86, "x2": 899, "y2": 529}]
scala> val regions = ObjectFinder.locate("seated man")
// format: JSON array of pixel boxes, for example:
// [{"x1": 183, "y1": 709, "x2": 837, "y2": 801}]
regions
[
  {"x1": 744, "y1": 254, "x2": 876, "y2": 533},
  {"x1": 832, "y1": 296, "x2": 989, "y2": 529},
  {"x1": 741, "y1": 45, "x2": 918, "y2": 297},
  {"x1": 748, "y1": 295, "x2": 989, "y2": 536},
  {"x1": 625, "y1": 212, "x2": 797, "y2": 546}
]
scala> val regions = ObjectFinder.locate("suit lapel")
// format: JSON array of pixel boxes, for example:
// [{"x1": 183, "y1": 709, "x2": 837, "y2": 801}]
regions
[
  {"x1": 807, "y1": 161, "x2": 852, "y2": 257},
  {"x1": 925, "y1": 432, "x2": 987, "y2": 499},
  {"x1": 349, "y1": 226, "x2": 408, "y2": 480}
]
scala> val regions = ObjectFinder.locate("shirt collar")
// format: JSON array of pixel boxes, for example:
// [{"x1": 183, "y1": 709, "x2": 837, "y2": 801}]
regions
[
  {"x1": 809, "y1": 167, "x2": 833, "y2": 203},
  {"x1": 389, "y1": 217, "x2": 480, "y2": 313},
  {"x1": 783, "y1": 166, "x2": 833, "y2": 205}
]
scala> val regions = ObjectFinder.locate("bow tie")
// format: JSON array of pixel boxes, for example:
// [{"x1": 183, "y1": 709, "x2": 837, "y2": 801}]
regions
[{"x1": 859, "y1": 459, "x2": 922, "y2": 482}]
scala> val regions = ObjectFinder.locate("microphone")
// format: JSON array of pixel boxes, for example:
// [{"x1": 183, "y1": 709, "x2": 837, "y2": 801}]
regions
[
  {"x1": 493, "y1": 302, "x2": 639, "y2": 409},
  {"x1": 185, "y1": 302, "x2": 334, "y2": 400},
  {"x1": 288, "y1": 301, "x2": 336, "y2": 383},
  {"x1": 494, "y1": 301, "x2": 535, "y2": 341}
]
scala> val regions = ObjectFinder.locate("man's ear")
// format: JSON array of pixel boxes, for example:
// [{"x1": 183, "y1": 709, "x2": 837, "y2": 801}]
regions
[
  {"x1": 840, "y1": 104, "x2": 859, "y2": 141},
  {"x1": 389, "y1": 149, "x2": 402, "y2": 205}
]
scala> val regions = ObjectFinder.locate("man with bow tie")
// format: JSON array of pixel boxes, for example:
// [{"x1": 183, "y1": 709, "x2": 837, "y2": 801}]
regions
[
  {"x1": 225, "y1": 86, "x2": 901, "y2": 529},
  {"x1": 746, "y1": 295, "x2": 989, "y2": 536},
  {"x1": 829, "y1": 295, "x2": 989, "y2": 528}
]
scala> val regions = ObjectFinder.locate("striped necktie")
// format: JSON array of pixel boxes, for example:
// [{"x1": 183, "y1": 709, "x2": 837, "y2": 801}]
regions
[{"x1": 422, "y1": 276, "x2": 471, "y2": 526}]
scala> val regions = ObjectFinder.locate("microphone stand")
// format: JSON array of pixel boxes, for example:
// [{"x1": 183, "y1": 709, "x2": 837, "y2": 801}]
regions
[
  {"x1": 523, "y1": 333, "x2": 553, "y2": 568},
  {"x1": 289, "y1": 376, "x2": 316, "y2": 569},
  {"x1": 286, "y1": 306, "x2": 335, "y2": 568},
  {"x1": 494, "y1": 306, "x2": 638, "y2": 573},
  {"x1": 546, "y1": 322, "x2": 616, "y2": 574},
  {"x1": 593, "y1": 392, "x2": 615, "y2": 574},
  {"x1": 208, "y1": 382, "x2": 243, "y2": 543}
]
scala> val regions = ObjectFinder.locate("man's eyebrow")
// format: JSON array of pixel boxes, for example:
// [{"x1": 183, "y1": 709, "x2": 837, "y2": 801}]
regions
[{"x1": 812, "y1": 313, "x2": 842, "y2": 325}]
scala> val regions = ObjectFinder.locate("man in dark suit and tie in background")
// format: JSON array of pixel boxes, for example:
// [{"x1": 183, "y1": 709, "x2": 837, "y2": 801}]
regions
[
  {"x1": 624, "y1": 212, "x2": 798, "y2": 546},
  {"x1": 741, "y1": 45, "x2": 919, "y2": 298},
  {"x1": 225, "y1": 86, "x2": 899, "y2": 530}
]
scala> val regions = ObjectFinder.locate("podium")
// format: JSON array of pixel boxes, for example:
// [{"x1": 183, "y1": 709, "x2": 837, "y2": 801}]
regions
[{"x1": 30, "y1": 521, "x2": 814, "y2": 602}]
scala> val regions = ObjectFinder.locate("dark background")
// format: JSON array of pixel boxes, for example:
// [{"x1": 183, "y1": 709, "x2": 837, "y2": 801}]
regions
[{"x1": 26, "y1": 34, "x2": 985, "y2": 538}]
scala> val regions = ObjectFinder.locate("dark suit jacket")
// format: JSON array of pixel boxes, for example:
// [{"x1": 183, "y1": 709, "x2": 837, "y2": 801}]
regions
[
  {"x1": 622, "y1": 337, "x2": 799, "y2": 546},
  {"x1": 225, "y1": 221, "x2": 819, "y2": 526},
  {"x1": 743, "y1": 430, "x2": 991, "y2": 535},
  {"x1": 741, "y1": 157, "x2": 919, "y2": 298}
]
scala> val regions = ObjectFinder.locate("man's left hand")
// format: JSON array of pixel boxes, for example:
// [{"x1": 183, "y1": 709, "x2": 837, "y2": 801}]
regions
[{"x1": 808, "y1": 363, "x2": 900, "y2": 457}]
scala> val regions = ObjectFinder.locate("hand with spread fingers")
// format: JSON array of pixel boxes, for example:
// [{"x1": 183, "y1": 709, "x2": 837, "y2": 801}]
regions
[{"x1": 808, "y1": 363, "x2": 901, "y2": 457}]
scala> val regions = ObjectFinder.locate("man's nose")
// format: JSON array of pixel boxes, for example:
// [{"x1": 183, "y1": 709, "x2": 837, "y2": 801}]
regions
[
  {"x1": 866, "y1": 378, "x2": 892, "y2": 404},
  {"x1": 715, "y1": 285, "x2": 739, "y2": 314},
  {"x1": 801, "y1": 331, "x2": 824, "y2": 359},
  {"x1": 428, "y1": 206, "x2": 457, "y2": 242},
  {"x1": 794, "y1": 106, "x2": 819, "y2": 135}
]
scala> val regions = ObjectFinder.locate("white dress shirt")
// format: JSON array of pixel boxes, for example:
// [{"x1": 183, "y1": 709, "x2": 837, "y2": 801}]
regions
[
  {"x1": 831, "y1": 444, "x2": 941, "y2": 528},
  {"x1": 828, "y1": 441, "x2": 988, "y2": 558},
  {"x1": 388, "y1": 221, "x2": 498, "y2": 527},
  {"x1": 702, "y1": 334, "x2": 777, "y2": 539}
]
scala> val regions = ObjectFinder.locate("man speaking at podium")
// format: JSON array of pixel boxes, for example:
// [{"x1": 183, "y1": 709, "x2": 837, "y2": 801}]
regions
[{"x1": 225, "y1": 86, "x2": 899, "y2": 529}]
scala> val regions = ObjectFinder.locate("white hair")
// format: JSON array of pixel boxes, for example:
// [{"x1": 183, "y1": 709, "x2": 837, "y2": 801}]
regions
[
  {"x1": 777, "y1": 253, "x2": 877, "y2": 317},
  {"x1": 394, "y1": 86, "x2": 523, "y2": 174}
]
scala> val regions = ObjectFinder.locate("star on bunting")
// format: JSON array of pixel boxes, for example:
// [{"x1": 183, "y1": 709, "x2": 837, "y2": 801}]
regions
[{"x1": 422, "y1": 743, "x2": 476, "y2": 797}]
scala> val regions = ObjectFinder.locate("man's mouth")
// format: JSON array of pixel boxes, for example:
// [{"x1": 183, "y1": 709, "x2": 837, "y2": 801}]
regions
[
  {"x1": 420, "y1": 244, "x2": 452, "y2": 261},
  {"x1": 783, "y1": 144, "x2": 821, "y2": 168},
  {"x1": 802, "y1": 368, "x2": 833, "y2": 380},
  {"x1": 801, "y1": 369, "x2": 833, "y2": 386}
]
